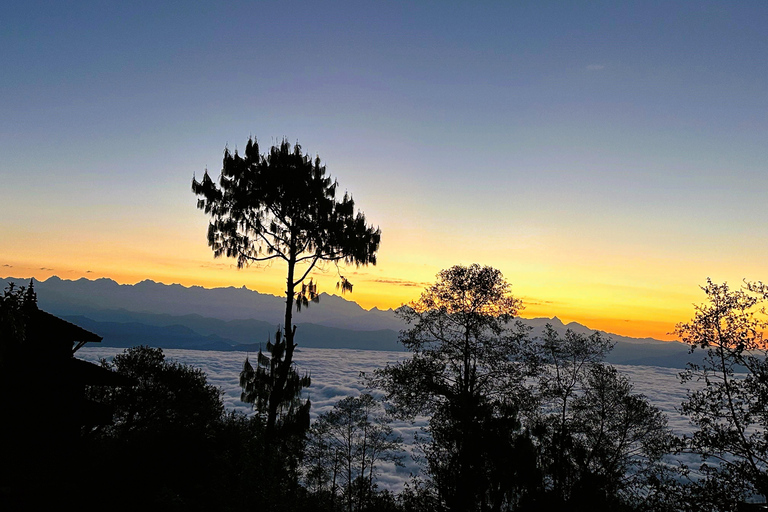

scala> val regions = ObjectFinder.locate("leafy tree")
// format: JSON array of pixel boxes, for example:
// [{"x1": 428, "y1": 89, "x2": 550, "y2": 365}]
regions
[
  {"x1": 0, "y1": 281, "x2": 43, "y2": 504},
  {"x1": 375, "y1": 264, "x2": 535, "y2": 512},
  {"x1": 86, "y1": 346, "x2": 226, "y2": 509},
  {"x1": 533, "y1": 326, "x2": 614, "y2": 502},
  {"x1": 193, "y1": 138, "x2": 380, "y2": 435},
  {"x1": 676, "y1": 279, "x2": 768, "y2": 509},
  {"x1": 305, "y1": 393, "x2": 404, "y2": 512},
  {"x1": 240, "y1": 328, "x2": 311, "y2": 484},
  {"x1": 570, "y1": 365, "x2": 674, "y2": 511},
  {"x1": 0, "y1": 280, "x2": 37, "y2": 364},
  {"x1": 241, "y1": 329, "x2": 311, "y2": 433},
  {"x1": 91, "y1": 345, "x2": 223, "y2": 438},
  {"x1": 212, "y1": 410, "x2": 314, "y2": 512},
  {"x1": 530, "y1": 326, "x2": 674, "y2": 511}
]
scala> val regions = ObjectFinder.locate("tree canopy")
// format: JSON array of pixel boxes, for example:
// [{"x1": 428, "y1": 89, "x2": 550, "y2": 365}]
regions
[
  {"x1": 376, "y1": 264, "x2": 533, "y2": 511},
  {"x1": 85, "y1": 346, "x2": 228, "y2": 510},
  {"x1": 530, "y1": 326, "x2": 673, "y2": 511},
  {"x1": 305, "y1": 393, "x2": 404, "y2": 512},
  {"x1": 90, "y1": 345, "x2": 224, "y2": 439},
  {"x1": 676, "y1": 279, "x2": 768, "y2": 508},
  {"x1": 380, "y1": 264, "x2": 526, "y2": 416},
  {"x1": 240, "y1": 328, "x2": 312, "y2": 443},
  {"x1": 192, "y1": 138, "x2": 380, "y2": 280}
]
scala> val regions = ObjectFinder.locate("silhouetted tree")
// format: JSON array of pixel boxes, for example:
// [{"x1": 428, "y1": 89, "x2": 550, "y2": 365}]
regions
[
  {"x1": 0, "y1": 281, "x2": 38, "y2": 504},
  {"x1": 0, "y1": 280, "x2": 36, "y2": 365},
  {"x1": 676, "y1": 279, "x2": 768, "y2": 509},
  {"x1": 211, "y1": 409, "x2": 314, "y2": 512},
  {"x1": 533, "y1": 326, "x2": 614, "y2": 504},
  {"x1": 375, "y1": 264, "x2": 536, "y2": 512},
  {"x1": 530, "y1": 326, "x2": 674, "y2": 511},
  {"x1": 193, "y1": 138, "x2": 380, "y2": 436},
  {"x1": 305, "y1": 393, "x2": 404, "y2": 512},
  {"x1": 240, "y1": 328, "x2": 311, "y2": 484},
  {"x1": 91, "y1": 345, "x2": 223, "y2": 437},
  {"x1": 86, "y1": 346, "x2": 225, "y2": 509}
]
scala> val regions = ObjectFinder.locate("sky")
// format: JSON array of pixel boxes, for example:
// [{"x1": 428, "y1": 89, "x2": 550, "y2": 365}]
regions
[{"x1": 2, "y1": 1, "x2": 767, "y2": 340}]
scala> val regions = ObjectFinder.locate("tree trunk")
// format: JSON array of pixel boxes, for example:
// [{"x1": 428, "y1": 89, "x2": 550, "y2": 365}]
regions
[{"x1": 266, "y1": 249, "x2": 297, "y2": 436}]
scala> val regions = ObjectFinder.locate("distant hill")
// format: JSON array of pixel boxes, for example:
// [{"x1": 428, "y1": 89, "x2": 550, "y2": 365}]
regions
[
  {"x1": 2, "y1": 276, "x2": 696, "y2": 367},
  {"x1": 0, "y1": 275, "x2": 401, "y2": 330},
  {"x1": 63, "y1": 314, "x2": 403, "y2": 352},
  {"x1": 521, "y1": 316, "x2": 694, "y2": 368}
]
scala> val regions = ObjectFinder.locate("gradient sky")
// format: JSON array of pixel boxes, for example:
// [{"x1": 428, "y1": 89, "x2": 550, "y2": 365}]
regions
[{"x1": 2, "y1": 1, "x2": 767, "y2": 340}]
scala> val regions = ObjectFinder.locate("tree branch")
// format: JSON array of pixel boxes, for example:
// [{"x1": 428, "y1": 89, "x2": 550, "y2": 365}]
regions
[{"x1": 294, "y1": 256, "x2": 321, "y2": 287}]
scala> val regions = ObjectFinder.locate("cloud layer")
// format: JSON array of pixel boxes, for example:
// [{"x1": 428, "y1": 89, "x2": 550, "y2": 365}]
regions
[{"x1": 78, "y1": 347, "x2": 700, "y2": 490}]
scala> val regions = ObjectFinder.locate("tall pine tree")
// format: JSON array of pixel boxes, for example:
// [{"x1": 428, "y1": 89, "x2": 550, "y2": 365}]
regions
[{"x1": 193, "y1": 137, "x2": 380, "y2": 436}]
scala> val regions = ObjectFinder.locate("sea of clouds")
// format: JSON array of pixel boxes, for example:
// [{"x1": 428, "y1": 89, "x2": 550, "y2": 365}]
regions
[{"x1": 77, "y1": 347, "x2": 699, "y2": 492}]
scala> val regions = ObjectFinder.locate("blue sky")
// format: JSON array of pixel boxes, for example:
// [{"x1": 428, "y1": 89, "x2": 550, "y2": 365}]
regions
[{"x1": 2, "y1": 1, "x2": 767, "y2": 338}]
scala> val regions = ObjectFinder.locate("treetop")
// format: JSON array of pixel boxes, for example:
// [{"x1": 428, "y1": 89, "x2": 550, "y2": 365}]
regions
[
  {"x1": 404, "y1": 264, "x2": 522, "y2": 320},
  {"x1": 192, "y1": 137, "x2": 381, "y2": 281}
]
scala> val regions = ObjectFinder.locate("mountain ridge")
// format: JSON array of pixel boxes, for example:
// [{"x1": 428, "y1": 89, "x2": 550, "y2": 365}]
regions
[
  {"x1": 1, "y1": 275, "x2": 399, "y2": 330},
  {"x1": 1, "y1": 275, "x2": 696, "y2": 367}
]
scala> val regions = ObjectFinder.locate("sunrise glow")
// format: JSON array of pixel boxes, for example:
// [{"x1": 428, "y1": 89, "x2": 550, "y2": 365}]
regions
[{"x1": 3, "y1": 2, "x2": 767, "y2": 343}]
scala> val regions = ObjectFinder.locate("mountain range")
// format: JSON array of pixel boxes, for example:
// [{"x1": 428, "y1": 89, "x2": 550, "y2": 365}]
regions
[{"x1": 1, "y1": 276, "x2": 698, "y2": 368}]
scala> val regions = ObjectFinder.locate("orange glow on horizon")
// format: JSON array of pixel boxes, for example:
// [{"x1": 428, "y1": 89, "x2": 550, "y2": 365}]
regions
[
  {"x1": 3, "y1": 257, "x2": 686, "y2": 342},
  {"x1": 0, "y1": 223, "x2": 723, "y2": 344}
]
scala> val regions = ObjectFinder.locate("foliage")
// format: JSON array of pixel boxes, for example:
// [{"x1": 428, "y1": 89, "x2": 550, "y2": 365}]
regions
[
  {"x1": 305, "y1": 393, "x2": 404, "y2": 512},
  {"x1": 533, "y1": 326, "x2": 613, "y2": 502},
  {"x1": 212, "y1": 410, "x2": 317, "y2": 512},
  {"x1": 91, "y1": 345, "x2": 223, "y2": 438},
  {"x1": 0, "y1": 280, "x2": 36, "y2": 361},
  {"x1": 86, "y1": 346, "x2": 226, "y2": 510},
  {"x1": 379, "y1": 264, "x2": 526, "y2": 416},
  {"x1": 375, "y1": 264, "x2": 535, "y2": 511},
  {"x1": 193, "y1": 137, "x2": 380, "y2": 434},
  {"x1": 530, "y1": 326, "x2": 674, "y2": 511},
  {"x1": 676, "y1": 279, "x2": 768, "y2": 509},
  {"x1": 240, "y1": 328, "x2": 311, "y2": 474},
  {"x1": 191, "y1": 137, "x2": 380, "y2": 274},
  {"x1": 240, "y1": 328, "x2": 312, "y2": 429},
  {"x1": 0, "y1": 281, "x2": 50, "y2": 506},
  {"x1": 88, "y1": 346, "x2": 313, "y2": 511}
]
